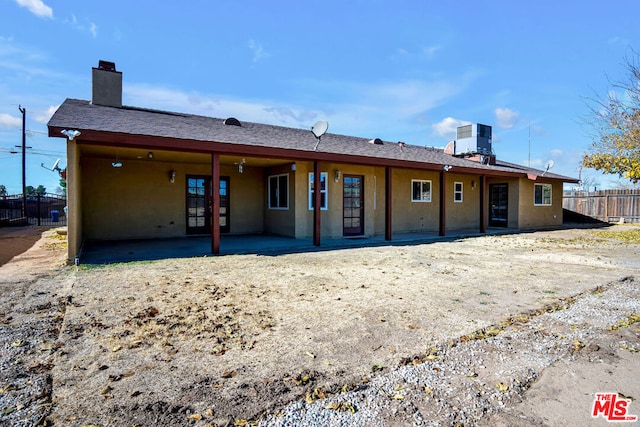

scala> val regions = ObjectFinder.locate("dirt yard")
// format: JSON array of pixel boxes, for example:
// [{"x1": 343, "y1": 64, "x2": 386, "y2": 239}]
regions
[{"x1": 1, "y1": 225, "x2": 639, "y2": 426}]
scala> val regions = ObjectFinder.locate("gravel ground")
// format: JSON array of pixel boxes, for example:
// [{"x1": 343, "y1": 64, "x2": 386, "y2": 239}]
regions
[
  {"x1": 0, "y1": 228, "x2": 71, "y2": 426},
  {"x1": 259, "y1": 277, "x2": 640, "y2": 426},
  {"x1": 1, "y1": 225, "x2": 639, "y2": 426}
]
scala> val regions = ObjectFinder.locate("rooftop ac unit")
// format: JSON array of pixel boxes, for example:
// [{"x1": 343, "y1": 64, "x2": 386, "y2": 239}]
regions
[{"x1": 455, "y1": 124, "x2": 492, "y2": 156}]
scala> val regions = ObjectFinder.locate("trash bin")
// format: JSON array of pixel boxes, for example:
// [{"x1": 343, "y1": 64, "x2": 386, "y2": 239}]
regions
[{"x1": 51, "y1": 210, "x2": 59, "y2": 222}]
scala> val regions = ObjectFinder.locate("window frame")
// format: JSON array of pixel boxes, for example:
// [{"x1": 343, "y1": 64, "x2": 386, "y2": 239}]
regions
[
  {"x1": 308, "y1": 172, "x2": 328, "y2": 211},
  {"x1": 268, "y1": 173, "x2": 289, "y2": 210},
  {"x1": 411, "y1": 179, "x2": 432, "y2": 202},
  {"x1": 534, "y1": 183, "x2": 552, "y2": 206},
  {"x1": 454, "y1": 181, "x2": 463, "y2": 203}
]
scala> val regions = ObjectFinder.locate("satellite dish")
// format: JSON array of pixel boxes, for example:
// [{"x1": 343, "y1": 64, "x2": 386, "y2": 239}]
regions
[
  {"x1": 41, "y1": 158, "x2": 62, "y2": 173},
  {"x1": 311, "y1": 120, "x2": 329, "y2": 139},
  {"x1": 541, "y1": 160, "x2": 554, "y2": 176}
]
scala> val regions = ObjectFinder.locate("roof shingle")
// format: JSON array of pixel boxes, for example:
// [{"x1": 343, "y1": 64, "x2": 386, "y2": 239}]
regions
[{"x1": 48, "y1": 98, "x2": 577, "y2": 182}]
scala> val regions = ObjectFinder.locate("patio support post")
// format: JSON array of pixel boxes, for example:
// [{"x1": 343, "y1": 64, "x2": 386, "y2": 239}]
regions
[
  {"x1": 211, "y1": 152, "x2": 220, "y2": 254},
  {"x1": 313, "y1": 160, "x2": 321, "y2": 246},
  {"x1": 479, "y1": 175, "x2": 486, "y2": 233},
  {"x1": 439, "y1": 171, "x2": 446, "y2": 236},
  {"x1": 385, "y1": 166, "x2": 392, "y2": 241}
]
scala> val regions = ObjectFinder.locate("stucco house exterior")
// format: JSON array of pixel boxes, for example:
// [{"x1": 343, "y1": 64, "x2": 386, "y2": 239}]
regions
[{"x1": 47, "y1": 61, "x2": 578, "y2": 261}]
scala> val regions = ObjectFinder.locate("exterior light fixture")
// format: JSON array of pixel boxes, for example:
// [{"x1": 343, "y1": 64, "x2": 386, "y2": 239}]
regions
[
  {"x1": 61, "y1": 129, "x2": 81, "y2": 140},
  {"x1": 169, "y1": 169, "x2": 176, "y2": 183},
  {"x1": 147, "y1": 151, "x2": 154, "y2": 159},
  {"x1": 111, "y1": 152, "x2": 122, "y2": 168},
  {"x1": 235, "y1": 158, "x2": 246, "y2": 174},
  {"x1": 334, "y1": 169, "x2": 341, "y2": 182},
  {"x1": 443, "y1": 165, "x2": 452, "y2": 172}
]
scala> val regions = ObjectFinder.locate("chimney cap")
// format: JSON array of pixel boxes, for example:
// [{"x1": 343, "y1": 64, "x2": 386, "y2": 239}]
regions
[{"x1": 98, "y1": 60, "x2": 117, "y2": 72}]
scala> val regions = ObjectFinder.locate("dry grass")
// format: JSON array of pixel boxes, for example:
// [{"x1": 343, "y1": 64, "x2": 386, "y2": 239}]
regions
[{"x1": 47, "y1": 226, "x2": 640, "y2": 425}]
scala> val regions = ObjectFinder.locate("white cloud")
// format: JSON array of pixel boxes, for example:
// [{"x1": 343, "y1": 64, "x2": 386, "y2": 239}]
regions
[
  {"x1": 125, "y1": 84, "x2": 317, "y2": 129},
  {"x1": 423, "y1": 45, "x2": 441, "y2": 58},
  {"x1": 248, "y1": 39, "x2": 269, "y2": 63},
  {"x1": 495, "y1": 107, "x2": 519, "y2": 129},
  {"x1": 550, "y1": 149, "x2": 563, "y2": 158},
  {"x1": 89, "y1": 22, "x2": 98, "y2": 38},
  {"x1": 532, "y1": 124, "x2": 548, "y2": 136},
  {"x1": 15, "y1": 0, "x2": 52, "y2": 18},
  {"x1": 33, "y1": 105, "x2": 59, "y2": 124},
  {"x1": 608, "y1": 36, "x2": 629, "y2": 45},
  {"x1": 526, "y1": 158, "x2": 544, "y2": 168},
  {"x1": 124, "y1": 70, "x2": 478, "y2": 144},
  {"x1": 432, "y1": 117, "x2": 471, "y2": 138},
  {"x1": 0, "y1": 113, "x2": 22, "y2": 129},
  {"x1": 64, "y1": 14, "x2": 98, "y2": 38}
]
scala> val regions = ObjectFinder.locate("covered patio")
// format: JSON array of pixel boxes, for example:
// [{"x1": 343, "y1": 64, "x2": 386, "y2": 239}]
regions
[{"x1": 79, "y1": 227, "x2": 515, "y2": 264}]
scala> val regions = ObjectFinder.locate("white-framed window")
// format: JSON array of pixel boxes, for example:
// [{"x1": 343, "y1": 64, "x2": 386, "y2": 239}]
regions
[
  {"x1": 308, "y1": 172, "x2": 328, "y2": 210},
  {"x1": 534, "y1": 183, "x2": 552, "y2": 206},
  {"x1": 454, "y1": 182, "x2": 463, "y2": 203},
  {"x1": 411, "y1": 179, "x2": 432, "y2": 202},
  {"x1": 268, "y1": 174, "x2": 289, "y2": 210}
]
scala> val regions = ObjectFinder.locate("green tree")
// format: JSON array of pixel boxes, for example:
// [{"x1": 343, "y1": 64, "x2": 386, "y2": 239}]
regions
[
  {"x1": 25, "y1": 185, "x2": 46, "y2": 196},
  {"x1": 0, "y1": 184, "x2": 7, "y2": 197},
  {"x1": 59, "y1": 178, "x2": 67, "y2": 196},
  {"x1": 583, "y1": 51, "x2": 640, "y2": 183}
]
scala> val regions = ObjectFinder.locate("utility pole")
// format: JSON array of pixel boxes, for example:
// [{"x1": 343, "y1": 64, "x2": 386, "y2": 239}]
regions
[{"x1": 18, "y1": 105, "x2": 26, "y2": 218}]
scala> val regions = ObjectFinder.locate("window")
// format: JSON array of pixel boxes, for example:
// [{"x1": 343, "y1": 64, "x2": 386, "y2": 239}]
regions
[
  {"x1": 534, "y1": 183, "x2": 552, "y2": 206},
  {"x1": 268, "y1": 174, "x2": 289, "y2": 209},
  {"x1": 454, "y1": 182, "x2": 463, "y2": 203},
  {"x1": 308, "y1": 172, "x2": 328, "y2": 210},
  {"x1": 411, "y1": 180, "x2": 432, "y2": 202}
]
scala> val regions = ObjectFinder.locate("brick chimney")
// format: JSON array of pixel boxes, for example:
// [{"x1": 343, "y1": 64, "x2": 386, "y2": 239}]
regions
[{"x1": 92, "y1": 60, "x2": 122, "y2": 108}]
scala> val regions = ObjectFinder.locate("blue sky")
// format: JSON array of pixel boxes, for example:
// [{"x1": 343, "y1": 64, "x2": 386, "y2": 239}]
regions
[{"x1": 1, "y1": 0, "x2": 639, "y2": 194}]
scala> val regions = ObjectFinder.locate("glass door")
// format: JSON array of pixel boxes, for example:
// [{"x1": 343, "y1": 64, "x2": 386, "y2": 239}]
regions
[
  {"x1": 489, "y1": 183, "x2": 508, "y2": 227},
  {"x1": 343, "y1": 175, "x2": 364, "y2": 236},
  {"x1": 186, "y1": 175, "x2": 230, "y2": 234}
]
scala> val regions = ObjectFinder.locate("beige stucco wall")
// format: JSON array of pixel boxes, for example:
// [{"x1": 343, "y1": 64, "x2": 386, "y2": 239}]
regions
[
  {"x1": 444, "y1": 173, "x2": 481, "y2": 230},
  {"x1": 82, "y1": 157, "x2": 187, "y2": 240},
  {"x1": 391, "y1": 169, "x2": 440, "y2": 233},
  {"x1": 80, "y1": 154, "x2": 264, "y2": 241},
  {"x1": 72, "y1": 147, "x2": 568, "y2": 252},
  {"x1": 225, "y1": 165, "x2": 264, "y2": 235},
  {"x1": 517, "y1": 179, "x2": 563, "y2": 228},
  {"x1": 264, "y1": 164, "x2": 296, "y2": 237},
  {"x1": 67, "y1": 141, "x2": 82, "y2": 261},
  {"x1": 292, "y1": 162, "x2": 384, "y2": 238}
]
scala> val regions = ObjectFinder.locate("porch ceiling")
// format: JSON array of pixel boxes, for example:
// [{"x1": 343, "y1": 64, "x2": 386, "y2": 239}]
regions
[{"x1": 78, "y1": 144, "x2": 292, "y2": 167}]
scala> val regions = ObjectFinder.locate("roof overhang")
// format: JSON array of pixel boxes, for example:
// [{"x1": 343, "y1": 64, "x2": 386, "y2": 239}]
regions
[{"x1": 49, "y1": 126, "x2": 542, "y2": 179}]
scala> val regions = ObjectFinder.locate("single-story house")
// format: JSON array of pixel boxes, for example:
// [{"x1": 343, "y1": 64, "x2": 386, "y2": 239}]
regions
[{"x1": 47, "y1": 61, "x2": 578, "y2": 261}]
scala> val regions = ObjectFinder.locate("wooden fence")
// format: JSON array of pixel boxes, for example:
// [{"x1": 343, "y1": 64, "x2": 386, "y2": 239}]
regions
[{"x1": 563, "y1": 190, "x2": 640, "y2": 223}]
